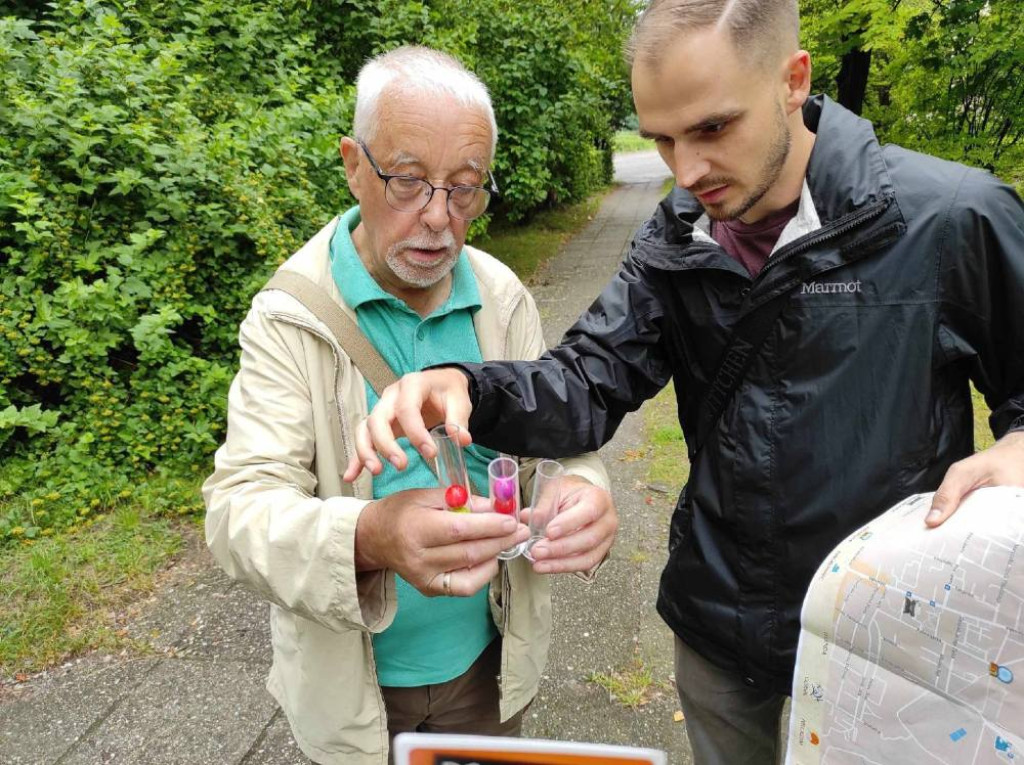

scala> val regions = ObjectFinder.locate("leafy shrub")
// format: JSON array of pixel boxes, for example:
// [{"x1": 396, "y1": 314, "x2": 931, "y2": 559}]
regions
[
  {"x1": 0, "y1": 0, "x2": 633, "y2": 544},
  {"x1": 801, "y1": 0, "x2": 1023, "y2": 189},
  {"x1": 0, "y1": 2, "x2": 353, "y2": 542},
  {"x1": 313, "y1": 0, "x2": 635, "y2": 220}
]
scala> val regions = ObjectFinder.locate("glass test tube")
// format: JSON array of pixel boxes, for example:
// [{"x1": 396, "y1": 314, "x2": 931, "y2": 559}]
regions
[
  {"x1": 488, "y1": 456, "x2": 522, "y2": 560},
  {"x1": 431, "y1": 424, "x2": 471, "y2": 513},
  {"x1": 522, "y1": 459, "x2": 565, "y2": 562}
]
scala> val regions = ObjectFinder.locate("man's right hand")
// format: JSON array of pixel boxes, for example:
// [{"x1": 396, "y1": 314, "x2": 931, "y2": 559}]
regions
[
  {"x1": 343, "y1": 367, "x2": 474, "y2": 479},
  {"x1": 354, "y1": 487, "x2": 527, "y2": 598}
]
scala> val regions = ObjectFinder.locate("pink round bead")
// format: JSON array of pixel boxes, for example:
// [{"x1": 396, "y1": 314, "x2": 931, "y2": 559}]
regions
[{"x1": 494, "y1": 477, "x2": 516, "y2": 502}]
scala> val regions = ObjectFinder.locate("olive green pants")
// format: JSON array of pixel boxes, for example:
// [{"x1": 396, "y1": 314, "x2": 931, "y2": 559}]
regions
[{"x1": 674, "y1": 637, "x2": 789, "y2": 765}]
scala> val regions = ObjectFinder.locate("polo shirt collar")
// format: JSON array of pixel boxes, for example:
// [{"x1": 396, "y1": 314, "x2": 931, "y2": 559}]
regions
[{"x1": 330, "y1": 206, "x2": 481, "y2": 316}]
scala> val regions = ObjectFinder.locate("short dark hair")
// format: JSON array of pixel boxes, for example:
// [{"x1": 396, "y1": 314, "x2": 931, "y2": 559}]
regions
[{"x1": 626, "y1": 0, "x2": 800, "y2": 69}]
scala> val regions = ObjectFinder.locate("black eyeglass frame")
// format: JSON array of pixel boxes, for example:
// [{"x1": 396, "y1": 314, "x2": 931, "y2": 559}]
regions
[{"x1": 357, "y1": 139, "x2": 499, "y2": 220}]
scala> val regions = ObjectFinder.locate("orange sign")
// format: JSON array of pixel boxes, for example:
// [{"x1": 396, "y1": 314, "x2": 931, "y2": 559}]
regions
[{"x1": 394, "y1": 734, "x2": 667, "y2": 765}]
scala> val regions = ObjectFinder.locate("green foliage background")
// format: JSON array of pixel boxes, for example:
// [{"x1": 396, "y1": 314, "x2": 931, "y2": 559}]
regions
[
  {"x1": 801, "y1": 0, "x2": 1023, "y2": 188},
  {"x1": 2, "y1": 0, "x2": 1020, "y2": 546},
  {"x1": 0, "y1": 0, "x2": 635, "y2": 544}
]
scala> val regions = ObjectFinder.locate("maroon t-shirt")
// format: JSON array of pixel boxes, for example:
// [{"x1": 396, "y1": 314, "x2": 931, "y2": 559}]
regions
[{"x1": 710, "y1": 198, "x2": 801, "y2": 278}]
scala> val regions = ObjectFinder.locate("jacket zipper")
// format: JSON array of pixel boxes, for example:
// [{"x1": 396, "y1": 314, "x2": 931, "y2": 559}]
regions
[
  {"x1": 756, "y1": 198, "x2": 891, "y2": 282},
  {"x1": 650, "y1": 198, "x2": 892, "y2": 284}
]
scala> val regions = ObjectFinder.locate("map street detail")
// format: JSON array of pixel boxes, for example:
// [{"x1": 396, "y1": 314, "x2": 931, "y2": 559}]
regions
[{"x1": 788, "y1": 487, "x2": 1024, "y2": 765}]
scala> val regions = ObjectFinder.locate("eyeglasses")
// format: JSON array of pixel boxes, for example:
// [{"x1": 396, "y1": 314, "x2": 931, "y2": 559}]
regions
[{"x1": 358, "y1": 140, "x2": 498, "y2": 221}]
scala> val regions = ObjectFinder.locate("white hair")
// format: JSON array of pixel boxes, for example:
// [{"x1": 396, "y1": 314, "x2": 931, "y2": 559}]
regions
[{"x1": 353, "y1": 46, "x2": 498, "y2": 159}]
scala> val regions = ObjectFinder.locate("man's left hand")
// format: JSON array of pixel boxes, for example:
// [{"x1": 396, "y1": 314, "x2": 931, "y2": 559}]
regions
[
  {"x1": 927, "y1": 430, "x2": 1024, "y2": 526},
  {"x1": 525, "y1": 477, "x2": 618, "y2": 575}
]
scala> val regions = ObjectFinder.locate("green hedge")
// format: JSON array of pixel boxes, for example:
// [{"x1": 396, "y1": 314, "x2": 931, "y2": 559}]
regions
[{"x1": 0, "y1": 0, "x2": 633, "y2": 544}]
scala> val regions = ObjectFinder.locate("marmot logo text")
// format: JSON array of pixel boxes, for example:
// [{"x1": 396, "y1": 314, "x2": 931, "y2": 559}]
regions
[{"x1": 801, "y1": 280, "x2": 862, "y2": 294}]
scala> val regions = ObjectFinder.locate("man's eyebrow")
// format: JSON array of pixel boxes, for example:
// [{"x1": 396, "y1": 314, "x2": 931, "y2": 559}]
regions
[
  {"x1": 683, "y1": 110, "x2": 744, "y2": 134},
  {"x1": 382, "y1": 150, "x2": 422, "y2": 171},
  {"x1": 383, "y1": 151, "x2": 488, "y2": 180},
  {"x1": 639, "y1": 110, "x2": 745, "y2": 140}
]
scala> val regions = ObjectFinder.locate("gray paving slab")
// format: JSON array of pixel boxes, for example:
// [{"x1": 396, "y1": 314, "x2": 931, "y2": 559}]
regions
[
  {"x1": 613, "y1": 150, "x2": 672, "y2": 185},
  {"x1": 128, "y1": 566, "x2": 272, "y2": 664},
  {"x1": 239, "y1": 711, "x2": 309, "y2": 765},
  {"x1": 0, "y1": 152, "x2": 679, "y2": 765},
  {"x1": 60, "y1": 659, "x2": 278, "y2": 765},
  {"x1": 0, "y1": 658, "x2": 160, "y2": 765}
]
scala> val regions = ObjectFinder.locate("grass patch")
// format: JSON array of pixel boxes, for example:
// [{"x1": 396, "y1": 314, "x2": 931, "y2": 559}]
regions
[
  {"x1": 973, "y1": 386, "x2": 996, "y2": 451},
  {"x1": 613, "y1": 130, "x2": 655, "y2": 154},
  {"x1": 0, "y1": 504, "x2": 187, "y2": 677},
  {"x1": 588, "y1": 657, "x2": 671, "y2": 708},
  {"x1": 644, "y1": 386, "x2": 690, "y2": 491},
  {"x1": 660, "y1": 176, "x2": 675, "y2": 196},
  {"x1": 473, "y1": 192, "x2": 607, "y2": 281}
]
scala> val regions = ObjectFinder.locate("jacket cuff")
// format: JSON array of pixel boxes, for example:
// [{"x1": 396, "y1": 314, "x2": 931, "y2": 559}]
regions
[
  {"x1": 560, "y1": 459, "x2": 610, "y2": 492},
  {"x1": 324, "y1": 495, "x2": 397, "y2": 632},
  {"x1": 573, "y1": 553, "x2": 610, "y2": 584}
]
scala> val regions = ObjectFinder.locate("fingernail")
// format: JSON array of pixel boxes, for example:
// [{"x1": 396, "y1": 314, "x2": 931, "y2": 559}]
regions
[
  {"x1": 926, "y1": 509, "x2": 942, "y2": 523},
  {"x1": 531, "y1": 543, "x2": 549, "y2": 557},
  {"x1": 502, "y1": 517, "x2": 518, "y2": 531},
  {"x1": 389, "y1": 455, "x2": 402, "y2": 468}
]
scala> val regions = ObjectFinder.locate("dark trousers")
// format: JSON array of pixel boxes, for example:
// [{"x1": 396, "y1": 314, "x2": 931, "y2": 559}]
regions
[
  {"x1": 382, "y1": 638, "x2": 525, "y2": 763},
  {"x1": 674, "y1": 636, "x2": 788, "y2": 765}
]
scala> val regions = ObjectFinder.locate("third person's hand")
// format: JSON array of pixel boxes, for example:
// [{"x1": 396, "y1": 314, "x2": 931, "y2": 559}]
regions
[
  {"x1": 525, "y1": 477, "x2": 618, "y2": 576},
  {"x1": 344, "y1": 367, "x2": 475, "y2": 479}
]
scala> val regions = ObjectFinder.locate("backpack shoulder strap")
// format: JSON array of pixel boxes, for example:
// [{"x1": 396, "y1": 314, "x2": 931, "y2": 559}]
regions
[
  {"x1": 691, "y1": 291, "x2": 792, "y2": 457},
  {"x1": 261, "y1": 270, "x2": 398, "y2": 397}
]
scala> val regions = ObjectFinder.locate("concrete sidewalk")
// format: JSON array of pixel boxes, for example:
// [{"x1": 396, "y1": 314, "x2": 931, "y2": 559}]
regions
[{"x1": 0, "y1": 155, "x2": 683, "y2": 764}]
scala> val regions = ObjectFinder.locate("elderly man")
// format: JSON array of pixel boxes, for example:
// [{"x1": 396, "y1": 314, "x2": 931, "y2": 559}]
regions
[
  {"x1": 203, "y1": 46, "x2": 615, "y2": 765},
  {"x1": 350, "y1": 4, "x2": 1024, "y2": 764}
]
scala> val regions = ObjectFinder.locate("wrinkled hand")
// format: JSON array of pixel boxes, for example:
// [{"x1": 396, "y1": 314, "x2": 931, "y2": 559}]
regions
[
  {"x1": 526, "y1": 477, "x2": 618, "y2": 575},
  {"x1": 927, "y1": 431, "x2": 1024, "y2": 526},
  {"x1": 343, "y1": 368, "x2": 473, "y2": 480},
  {"x1": 355, "y1": 489, "x2": 528, "y2": 597}
]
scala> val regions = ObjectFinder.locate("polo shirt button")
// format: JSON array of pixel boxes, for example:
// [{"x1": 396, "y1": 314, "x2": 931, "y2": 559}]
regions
[
  {"x1": 416, "y1": 329, "x2": 425, "y2": 340},
  {"x1": 743, "y1": 676, "x2": 756, "y2": 688}
]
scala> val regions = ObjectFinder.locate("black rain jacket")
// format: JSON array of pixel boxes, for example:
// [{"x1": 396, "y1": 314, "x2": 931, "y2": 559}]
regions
[{"x1": 461, "y1": 96, "x2": 1024, "y2": 693}]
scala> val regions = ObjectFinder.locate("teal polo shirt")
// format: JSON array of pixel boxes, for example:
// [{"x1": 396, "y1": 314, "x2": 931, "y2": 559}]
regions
[{"x1": 331, "y1": 207, "x2": 499, "y2": 687}]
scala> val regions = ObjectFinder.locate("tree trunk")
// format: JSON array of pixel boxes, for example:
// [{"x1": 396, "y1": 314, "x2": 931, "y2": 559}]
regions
[{"x1": 837, "y1": 47, "x2": 872, "y2": 115}]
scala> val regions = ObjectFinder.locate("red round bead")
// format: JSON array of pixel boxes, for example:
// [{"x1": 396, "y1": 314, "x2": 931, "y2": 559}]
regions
[
  {"x1": 493, "y1": 497, "x2": 516, "y2": 515},
  {"x1": 445, "y1": 484, "x2": 469, "y2": 508}
]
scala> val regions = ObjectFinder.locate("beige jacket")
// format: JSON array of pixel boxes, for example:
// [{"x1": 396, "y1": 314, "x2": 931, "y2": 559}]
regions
[{"x1": 202, "y1": 219, "x2": 608, "y2": 765}]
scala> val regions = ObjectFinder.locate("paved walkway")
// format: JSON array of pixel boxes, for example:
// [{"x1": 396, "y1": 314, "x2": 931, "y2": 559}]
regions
[{"x1": 0, "y1": 154, "x2": 682, "y2": 764}]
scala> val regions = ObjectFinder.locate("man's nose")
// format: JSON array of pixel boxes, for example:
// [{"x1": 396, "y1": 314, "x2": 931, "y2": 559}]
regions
[
  {"x1": 674, "y1": 145, "x2": 711, "y2": 190},
  {"x1": 419, "y1": 187, "x2": 452, "y2": 232}
]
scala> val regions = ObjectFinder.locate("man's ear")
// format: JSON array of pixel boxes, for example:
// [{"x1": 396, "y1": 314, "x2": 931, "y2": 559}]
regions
[
  {"x1": 340, "y1": 137, "x2": 363, "y2": 200},
  {"x1": 782, "y1": 50, "x2": 812, "y2": 115}
]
